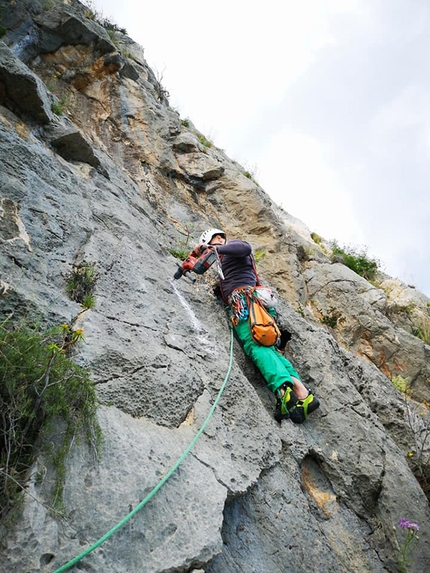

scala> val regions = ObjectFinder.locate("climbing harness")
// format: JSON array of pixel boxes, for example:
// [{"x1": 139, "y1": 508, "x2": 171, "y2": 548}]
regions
[{"x1": 53, "y1": 328, "x2": 235, "y2": 573}]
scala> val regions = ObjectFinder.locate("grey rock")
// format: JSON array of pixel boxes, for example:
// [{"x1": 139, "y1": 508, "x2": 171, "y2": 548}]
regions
[
  {"x1": 118, "y1": 60, "x2": 141, "y2": 82},
  {"x1": 173, "y1": 132, "x2": 202, "y2": 153},
  {"x1": 34, "y1": 2, "x2": 115, "y2": 55},
  {"x1": 0, "y1": 3, "x2": 429, "y2": 573},
  {"x1": 116, "y1": 35, "x2": 146, "y2": 67},
  {"x1": 303, "y1": 260, "x2": 430, "y2": 401},
  {"x1": 176, "y1": 152, "x2": 225, "y2": 181},
  {"x1": 0, "y1": 43, "x2": 53, "y2": 123},
  {"x1": 46, "y1": 122, "x2": 102, "y2": 168}
]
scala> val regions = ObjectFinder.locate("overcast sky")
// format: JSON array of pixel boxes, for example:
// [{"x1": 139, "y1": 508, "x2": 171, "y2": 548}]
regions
[{"x1": 90, "y1": 0, "x2": 430, "y2": 297}]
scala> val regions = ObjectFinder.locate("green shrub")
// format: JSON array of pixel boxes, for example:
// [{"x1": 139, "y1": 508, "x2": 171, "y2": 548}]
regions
[
  {"x1": 0, "y1": 319, "x2": 100, "y2": 517},
  {"x1": 243, "y1": 171, "x2": 258, "y2": 185},
  {"x1": 391, "y1": 375, "x2": 411, "y2": 396},
  {"x1": 51, "y1": 96, "x2": 69, "y2": 116},
  {"x1": 168, "y1": 247, "x2": 190, "y2": 260},
  {"x1": 254, "y1": 249, "x2": 266, "y2": 264},
  {"x1": 168, "y1": 221, "x2": 195, "y2": 259},
  {"x1": 181, "y1": 118, "x2": 190, "y2": 128},
  {"x1": 311, "y1": 232, "x2": 322, "y2": 244},
  {"x1": 320, "y1": 307, "x2": 343, "y2": 328},
  {"x1": 331, "y1": 241, "x2": 380, "y2": 281},
  {"x1": 48, "y1": 71, "x2": 70, "y2": 116},
  {"x1": 66, "y1": 261, "x2": 97, "y2": 305},
  {"x1": 81, "y1": 293, "x2": 96, "y2": 310},
  {"x1": 197, "y1": 134, "x2": 213, "y2": 148}
]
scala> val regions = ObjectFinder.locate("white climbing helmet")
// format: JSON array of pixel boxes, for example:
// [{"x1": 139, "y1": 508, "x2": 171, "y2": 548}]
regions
[{"x1": 199, "y1": 228, "x2": 226, "y2": 244}]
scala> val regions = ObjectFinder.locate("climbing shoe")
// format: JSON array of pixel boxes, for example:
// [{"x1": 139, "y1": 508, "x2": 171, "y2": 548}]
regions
[
  {"x1": 274, "y1": 384, "x2": 298, "y2": 423},
  {"x1": 289, "y1": 390, "x2": 320, "y2": 424}
]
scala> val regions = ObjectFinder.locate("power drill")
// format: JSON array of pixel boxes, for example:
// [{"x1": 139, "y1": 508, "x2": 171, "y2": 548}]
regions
[{"x1": 173, "y1": 247, "x2": 217, "y2": 281}]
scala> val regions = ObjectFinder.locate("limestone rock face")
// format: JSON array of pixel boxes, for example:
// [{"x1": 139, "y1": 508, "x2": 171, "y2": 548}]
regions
[
  {"x1": 303, "y1": 261, "x2": 430, "y2": 401},
  {"x1": 0, "y1": 2, "x2": 429, "y2": 573},
  {"x1": 0, "y1": 43, "x2": 53, "y2": 123}
]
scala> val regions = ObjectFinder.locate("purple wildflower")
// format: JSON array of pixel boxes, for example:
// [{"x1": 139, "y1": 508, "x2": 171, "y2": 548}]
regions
[
  {"x1": 397, "y1": 517, "x2": 421, "y2": 570},
  {"x1": 398, "y1": 517, "x2": 420, "y2": 531}
]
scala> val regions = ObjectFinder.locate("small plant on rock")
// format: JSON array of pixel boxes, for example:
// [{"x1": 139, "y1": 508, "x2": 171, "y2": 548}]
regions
[
  {"x1": 197, "y1": 134, "x2": 213, "y2": 148},
  {"x1": 168, "y1": 246, "x2": 190, "y2": 260},
  {"x1": 296, "y1": 303, "x2": 306, "y2": 318},
  {"x1": 81, "y1": 293, "x2": 96, "y2": 310},
  {"x1": 152, "y1": 68, "x2": 170, "y2": 103},
  {"x1": 254, "y1": 249, "x2": 266, "y2": 265},
  {"x1": 411, "y1": 318, "x2": 430, "y2": 345},
  {"x1": 106, "y1": 27, "x2": 121, "y2": 47},
  {"x1": 320, "y1": 307, "x2": 343, "y2": 329},
  {"x1": 102, "y1": 20, "x2": 127, "y2": 35},
  {"x1": 391, "y1": 375, "x2": 411, "y2": 396},
  {"x1": 47, "y1": 70, "x2": 62, "y2": 93},
  {"x1": 48, "y1": 72, "x2": 70, "y2": 116},
  {"x1": 330, "y1": 241, "x2": 380, "y2": 281},
  {"x1": 51, "y1": 96, "x2": 69, "y2": 116},
  {"x1": 81, "y1": 1, "x2": 126, "y2": 34},
  {"x1": 167, "y1": 220, "x2": 196, "y2": 260},
  {"x1": 66, "y1": 261, "x2": 97, "y2": 307},
  {"x1": 395, "y1": 518, "x2": 420, "y2": 573}
]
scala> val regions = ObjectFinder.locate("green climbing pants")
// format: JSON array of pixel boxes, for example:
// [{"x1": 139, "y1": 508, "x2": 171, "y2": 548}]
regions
[{"x1": 233, "y1": 317, "x2": 301, "y2": 394}]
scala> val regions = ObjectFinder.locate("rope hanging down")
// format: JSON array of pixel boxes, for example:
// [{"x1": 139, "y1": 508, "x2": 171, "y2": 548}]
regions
[{"x1": 53, "y1": 328, "x2": 235, "y2": 573}]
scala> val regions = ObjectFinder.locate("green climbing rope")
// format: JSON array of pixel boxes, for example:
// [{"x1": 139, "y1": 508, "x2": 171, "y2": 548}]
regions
[{"x1": 53, "y1": 328, "x2": 235, "y2": 573}]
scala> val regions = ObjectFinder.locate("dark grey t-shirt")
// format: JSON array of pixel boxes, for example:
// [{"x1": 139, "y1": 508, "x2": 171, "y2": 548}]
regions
[{"x1": 217, "y1": 240, "x2": 257, "y2": 299}]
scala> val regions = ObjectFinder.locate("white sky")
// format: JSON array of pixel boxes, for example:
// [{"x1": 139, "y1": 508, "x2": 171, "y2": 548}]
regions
[{"x1": 90, "y1": 0, "x2": 430, "y2": 297}]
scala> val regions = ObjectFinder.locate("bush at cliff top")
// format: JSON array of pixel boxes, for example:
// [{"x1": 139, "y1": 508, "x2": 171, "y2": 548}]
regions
[
  {"x1": 330, "y1": 241, "x2": 380, "y2": 281},
  {"x1": 0, "y1": 319, "x2": 100, "y2": 517}
]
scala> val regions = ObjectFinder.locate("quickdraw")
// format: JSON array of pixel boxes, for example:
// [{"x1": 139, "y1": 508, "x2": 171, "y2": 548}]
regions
[{"x1": 228, "y1": 286, "x2": 258, "y2": 325}]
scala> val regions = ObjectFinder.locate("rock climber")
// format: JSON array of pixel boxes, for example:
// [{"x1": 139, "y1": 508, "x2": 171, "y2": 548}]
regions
[{"x1": 193, "y1": 228, "x2": 320, "y2": 424}]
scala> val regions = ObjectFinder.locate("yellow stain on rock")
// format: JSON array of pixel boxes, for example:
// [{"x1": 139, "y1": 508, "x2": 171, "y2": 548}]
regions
[{"x1": 302, "y1": 464, "x2": 337, "y2": 518}]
